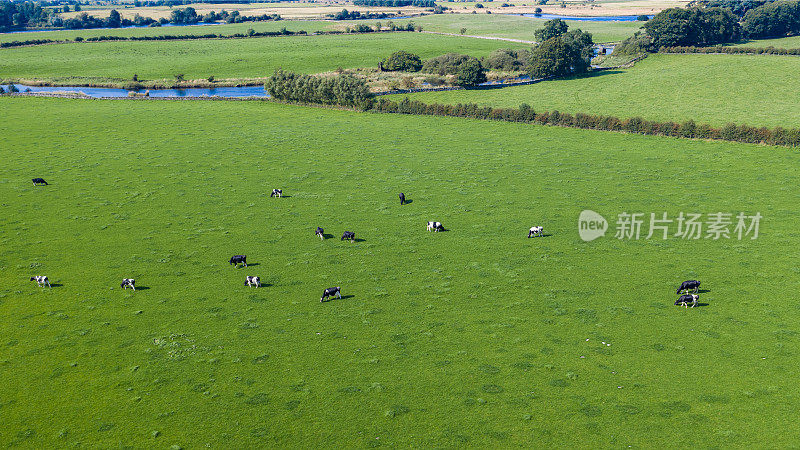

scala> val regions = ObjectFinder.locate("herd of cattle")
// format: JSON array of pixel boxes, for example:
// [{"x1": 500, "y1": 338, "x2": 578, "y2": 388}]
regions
[{"x1": 28, "y1": 181, "x2": 704, "y2": 307}]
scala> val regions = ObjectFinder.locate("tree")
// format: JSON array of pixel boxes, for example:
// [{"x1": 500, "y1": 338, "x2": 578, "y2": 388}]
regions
[
  {"x1": 63, "y1": 5, "x2": 70, "y2": 13},
  {"x1": 643, "y1": 7, "x2": 740, "y2": 47},
  {"x1": 107, "y1": 9, "x2": 121, "y2": 28},
  {"x1": 535, "y1": 18, "x2": 568, "y2": 41},
  {"x1": 742, "y1": 0, "x2": 800, "y2": 39},
  {"x1": 74, "y1": 4, "x2": 81, "y2": 11},
  {"x1": 460, "y1": 27, "x2": 467, "y2": 34},
  {"x1": 526, "y1": 29, "x2": 593, "y2": 78},
  {"x1": 381, "y1": 50, "x2": 423, "y2": 71},
  {"x1": 454, "y1": 58, "x2": 486, "y2": 86}
]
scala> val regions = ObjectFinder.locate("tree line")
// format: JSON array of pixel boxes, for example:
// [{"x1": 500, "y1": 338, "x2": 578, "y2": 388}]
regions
[
  {"x1": 661, "y1": 44, "x2": 800, "y2": 55},
  {"x1": 353, "y1": 0, "x2": 436, "y2": 6},
  {"x1": 0, "y1": 1, "x2": 50, "y2": 31}
]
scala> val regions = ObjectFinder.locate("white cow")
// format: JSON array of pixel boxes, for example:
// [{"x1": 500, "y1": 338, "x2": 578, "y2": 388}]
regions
[
  {"x1": 528, "y1": 226, "x2": 544, "y2": 238},
  {"x1": 30, "y1": 276, "x2": 50, "y2": 287},
  {"x1": 427, "y1": 221, "x2": 444, "y2": 232},
  {"x1": 245, "y1": 276, "x2": 261, "y2": 288}
]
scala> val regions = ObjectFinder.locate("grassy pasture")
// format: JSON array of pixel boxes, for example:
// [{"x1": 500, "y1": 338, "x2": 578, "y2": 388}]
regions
[
  {"x1": 734, "y1": 35, "x2": 800, "y2": 48},
  {"x1": 392, "y1": 53, "x2": 800, "y2": 128},
  {"x1": 0, "y1": 32, "x2": 527, "y2": 82},
  {"x1": 2, "y1": 97, "x2": 800, "y2": 447}
]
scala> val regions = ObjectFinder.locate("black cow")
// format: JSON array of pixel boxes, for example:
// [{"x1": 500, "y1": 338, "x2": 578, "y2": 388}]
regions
[
  {"x1": 320, "y1": 286, "x2": 341, "y2": 302},
  {"x1": 244, "y1": 276, "x2": 260, "y2": 288},
  {"x1": 270, "y1": 189, "x2": 282, "y2": 198},
  {"x1": 229, "y1": 255, "x2": 247, "y2": 267},
  {"x1": 30, "y1": 275, "x2": 50, "y2": 287},
  {"x1": 121, "y1": 278, "x2": 136, "y2": 290},
  {"x1": 675, "y1": 294, "x2": 698, "y2": 308},
  {"x1": 399, "y1": 193, "x2": 406, "y2": 205},
  {"x1": 316, "y1": 227, "x2": 325, "y2": 240},
  {"x1": 676, "y1": 280, "x2": 701, "y2": 294},
  {"x1": 341, "y1": 231, "x2": 355, "y2": 242},
  {"x1": 32, "y1": 178, "x2": 48, "y2": 186}
]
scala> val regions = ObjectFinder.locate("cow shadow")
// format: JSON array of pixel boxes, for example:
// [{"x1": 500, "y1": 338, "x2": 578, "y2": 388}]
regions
[
  {"x1": 49, "y1": 283, "x2": 64, "y2": 288},
  {"x1": 273, "y1": 195, "x2": 291, "y2": 198},
  {"x1": 132, "y1": 286, "x2": 150, "y2": 291},
  {"x1": 245, "y1": 263, "x2": 260, "y2": 267},
  {"x1": 352, "y1": 238, "x2": 367, "y2": 242},
  {"x1": 324, "y1": 294, "x2": 355, "y2": 303},
  {"x1": 247, "y1": 283, "x2": 272, "y2": 288},
  {"x1": 402, "y1": 199, "x2": 413, "y2": 205},
  {"x1": 695, "y1": 302, "x2": 710, "y2": 307},
  {"x1": 322, "y1": 233, "x2": 335, "y2": 240},
  {"x1": 697, "y1": 289, "x2": 711, "y2": 294},
  {"x1": 528, "y1": 234, "x2": 553, "y2": 238}
]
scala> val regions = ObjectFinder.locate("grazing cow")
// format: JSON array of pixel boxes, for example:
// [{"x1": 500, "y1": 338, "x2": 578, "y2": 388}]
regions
[
  {"x1": 676, "y1": 280, "x2": 701, "y2": 294},
  {"x1": 528, "y1": 226, "x2": 544, "y2": 238},
  {"x1": 675, "y1": 294, "x2": 699, "y2": 308},
  {"x1": 270, "y1": 189, "x2": 282, "y2": 198},
  {"x1": 121, "y1": 278, "x2": 136, "y2": 290},
  {"x1": 320, "y1": 286, "x2": 341, "y2": 302},
  {"x1": 30, "y1": 275, "x2": 50, "y2": 287},
  {"x1": 229, "y1": 255, "x2": 247, "y2": 267},
  {"x1": 399, "y1": 193, "x2": 406, "y2": 205},
  {"x1": 341, "y1": 231, "x2": 355, "y2": 242},
  {"x1": 316, "y1": 227, "x2": 325, "y2": 240},
  {"x1": 427, "y1": 221, "x2": 444, "y2": 232},
  {"x1": 244, "y1": 276, "x2": 261, "y2": 288},
  {"x1": 32, "y1": 178, "x2": 48, "y2": 186}
]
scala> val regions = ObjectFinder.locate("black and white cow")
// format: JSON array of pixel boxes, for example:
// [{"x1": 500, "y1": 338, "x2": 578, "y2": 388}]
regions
[
  {"x1": 32, "y1": 178, "x2": 48, "y2": 186},
  {"x1": 341, "y1": 231, "x2": 355, "y2": 242},
  {"x1": 244, "y1": 276, "x2": 261, "y2": 288},
  {"x1": 427, "y1": 221, "x2": 444, "y2": 232},
  {"x1": 270, "y1": 189, "x2": 282, "y2": 198},
  {"x1": 675, "y1": 294, "x2": 698, "y2": 308},
  {"x1": 316, "y1": 227, "x2": 325, "y2": 240},
  {"x1": 229, "y1": 255, "x2": 247, "y2": 267},
  {"x1": 676, "y1": 280, "x2": 701, "y2": 294},
  {"x1": 399, "y1": 193, "x2": 406, "y2": 205},
  {"x1": 30, "y1": 275, "x2": 50, "y2": 287},
  {"x1": 121, "y1": 278, "x2": 136, "y2": 290},
  {"x1": 320, "y1": 286, "x2": 341, "y2": 302},
  {"x1": 528, "y1": 226, "x2": 543, "y2": 238}
]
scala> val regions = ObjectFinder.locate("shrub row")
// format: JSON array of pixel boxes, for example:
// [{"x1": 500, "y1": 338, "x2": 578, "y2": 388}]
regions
[
  {"x1": 265, "y1": 69, "x2": 375, "y2": 110},
  {"x1": 661, "y1": 45, "x2": 800, "y2": 56},
  {"x1": 0, "y1": 28, "x2": 414, "y2": 49},
  {"x1": 372, "y1": 97, "x2": 800, "y2": 147}
]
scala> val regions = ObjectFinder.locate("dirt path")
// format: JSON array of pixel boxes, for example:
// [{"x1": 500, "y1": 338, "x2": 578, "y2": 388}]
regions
[{"x1": 422, "y1": 30, "x2": 536, "y2": 44}]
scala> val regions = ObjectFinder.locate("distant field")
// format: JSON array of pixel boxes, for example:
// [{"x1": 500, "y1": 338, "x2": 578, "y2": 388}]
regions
[
  {"x1": 0, "y1": 32, "x2": 527, "y2": 81},
  {"x1": 2, "y1": 96, "x2": 799, "y2": 447},
  {"x1": 414, "y1": 14, "x2": 643, "y2": 43},
  {"x1": 392, "y1": 53, "x2": 800, "y2": 128},
  {"x1": 734, "y1": 36, "x2": 800, "y2": 48},
  {"x1": 0, "y1": 14, "x2": 641, "y2": 44}
]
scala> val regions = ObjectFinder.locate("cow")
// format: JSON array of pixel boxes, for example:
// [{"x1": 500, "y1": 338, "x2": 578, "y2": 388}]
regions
[
  {"x1": 316, "y1": 227, "x2": 325, "y2": 240},
  {"x1": 399, "y1": 193, "x2": 406, "y2": 205},
  {"x1": 341, "y1": 231, "x2": 355, "y2": 242},
  {"x1": 676, "y1": 280, "x2": 701, "y2": 294},
  {"x1": 244, "y1": 276, "x2": 260, "y2": 288},
  {"x1": 270, "y1": 189, "x2": 282, "y2": 198},
  {"x1": 675, "y1": 294, "x2": 699, "y2": 308},
  {"x1": 229, "y1": 255, "x2": 247, "y2": 267},
  {"x1": 30, "y1": 275, "x2": 50, "y2": 287},
  {"x1": 320, "y1": 286, "x2": 341, "y2": 302},
  {"x1": 121, "y1": 278, "x2": 136, "y2": 290},
  {"x1": 32, "y1": 178, "x2": 48, "y2": 186},
  {"x1": 528, "y1": 226, "x2": 544, "y2": 238},
  {"x1": 427, "y1": 221, "x2": 444, "y2": 232}
]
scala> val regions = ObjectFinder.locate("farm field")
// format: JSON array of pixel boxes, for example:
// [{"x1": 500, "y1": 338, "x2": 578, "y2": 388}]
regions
[
  {"x1": 391, "y1": 53, "x2": 800, "y2": 128},
  {"x1": 2, "y1": 96, "x2": 800, "y2": 447},
  {"x1": 0, "y1": 14, "x2": 643, "y2": 45},
  {"x1": 0, "y1": 32, "x2": 527, "y2": 82},
  {"x1": 414, "y1": 14, "x2": 643, "y2": 43},
  {"x1": 734, "y1": 35, "x2": 800, "y2": 48}
]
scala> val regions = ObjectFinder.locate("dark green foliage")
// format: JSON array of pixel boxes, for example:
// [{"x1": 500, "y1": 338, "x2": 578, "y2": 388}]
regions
[
  {"x1": 482, "y1": 48, "x2": 523, "y2": 71},
  {"x1": 422, "y1": 53, "x2": 481, "y2": 75},
  {"x1": 526, "y1": 29, "x2": 593, "y2": 78},
  {"x1": 454, "y1": 59, "x2": 487, "y2": 86},
  {"x1": 534, "y1": 18, "x2": 569, "y2": 41},
  {"x1": 381, "y1": 51, "x2": 423, "y2": 72},
  {"x1": 742, "y1": 0, "x2": 800, "y2": 39},
  {"x1": 372, "y1": 97, "x2": 800, "y2": 146},
  {"x1": 107, "y1": 10, "x2": 122, "y2": 28},
  {"x1": 0, "y1": 1, "x2": 50, "y2": 31},
  {"x1": 330, "y1": 8, "x2": 395, "y2": 20},
  {"x1": 637, "y1": 14, "x2": 650, "y2": 21},
  {"x1": 643, "y1": 7, "x2": 741, "y2": 47},
  {"x1": 265, "y1": 69, "x2": 375, "y2": 109},
  {"x1": 615, "y1": 32, "x2": 654, "y2": 54}
]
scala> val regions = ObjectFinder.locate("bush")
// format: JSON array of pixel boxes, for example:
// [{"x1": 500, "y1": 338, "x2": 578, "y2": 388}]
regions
[
  {"x1": 526, "y1": 29, "x2": 593, "y2": 78},
  {"x1": 482, "y1": 48, "x2": 522, "y2": 71},
  {"x1": 265, "y1": 69, "x2": 375, "y2": 110},
  {"x1": 454, "y1": 59, "x2": 487, "y2": 86},
  {"x1": 381, "y1": 51, "x2": 423, "y2": 72},
  {"x1": 614, "y1": 32, "x2": 653, "y2": 54},
  {"x1": 422, "y1": 53, "x2": 480, "y2": 75},
  {"x1": 636, "y1": 14, "x2": 649, "y2": 21}
]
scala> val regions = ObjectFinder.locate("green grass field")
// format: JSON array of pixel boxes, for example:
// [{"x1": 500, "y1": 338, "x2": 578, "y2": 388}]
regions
[
  {"x1": 2, "y1": 96, "x2": 799, "y2": 447},
  {"x1": 391, "y1": 53, "x2": 800, "y2": 128},
  {"x1": 413, "y1": 14, "x2": 643, "y2": 43},
  {"x1": 734, "y1": 35, "x2": 800, "y2": 48},
  {"x1": 0, "y1": 32, "x2": 527, "y2": 82}
]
